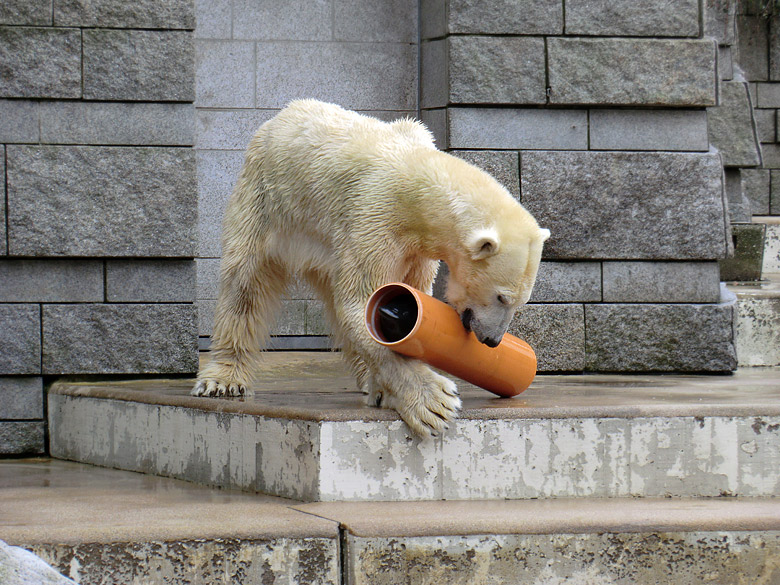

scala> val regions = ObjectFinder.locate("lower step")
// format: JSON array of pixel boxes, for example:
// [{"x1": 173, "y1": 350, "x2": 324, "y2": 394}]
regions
[{"x1": 48, "y1": 355, "x2": 780, "y2": 501}]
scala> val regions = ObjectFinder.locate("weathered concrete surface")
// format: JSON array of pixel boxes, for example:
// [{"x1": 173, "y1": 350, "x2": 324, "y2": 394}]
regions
[
  {"x1": 0, "y1": 540, "x2": 75, "y2": 585},
  {"x1": 49, "y1": 354, "x2": 780, "y2": 501},
  {"x1": 729, "y1": 275, "x2": 780, "y2": 367}
]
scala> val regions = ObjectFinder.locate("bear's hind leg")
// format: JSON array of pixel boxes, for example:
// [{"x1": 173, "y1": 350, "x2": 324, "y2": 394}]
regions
[{"x1": 193, "y1": 254, "x2": 288, "y2": 397}]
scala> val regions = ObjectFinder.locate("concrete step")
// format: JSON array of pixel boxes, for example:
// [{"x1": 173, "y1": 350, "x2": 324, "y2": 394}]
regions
[
  {"x1": 728, "y1": 273, "x2": 780, "y2": 367},
  {"x1": 3, "y1": 459, "x2": 780, "y2": 585},
  {"x1": 49, "y1": 353, "x2": 780, "y2": 502}
]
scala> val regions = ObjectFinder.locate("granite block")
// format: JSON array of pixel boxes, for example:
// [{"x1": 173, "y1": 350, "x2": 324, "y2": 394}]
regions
[
  {"x1": 763, "y1": 143, "x2": 780, "y2": 168},
  {"x1": 708, "y1": 81, "x2": 762, "y2": 167},
  {"x1": 195, "y1": 109, "x2": 277, "y2": 150},
  {"x1": 195, "y1": 41, "x2": 254, "y2": 108},
  {"x1": 772, "y1": 16, "x2": 780, "y2": 81},
  {"x1": 509, "y1": 304, "x2": 585, "y2": 372},
  {"x1": 0, "y1": 260, "x2": 103, "y2": 302},
  {"x1": 335, "y1": 0, "x2": 417, "y2": 42},
  {"x1": 737, "y1": 15, "x2": 768, "y2": 81},
  {"x1": 54, "y1": 0, "x2": 194, "y2": 28},
  {"x1": 0, "y1": 305, "x2": 41, "y2": 375},
  {"x1": 106, "y1": 260, "x2": 196, "y2": 302},
  {"x1": 420, "y1": 108, "x2": 447, "y2": 150},
  {"x1": 1, "y1": 149, "x2": 5, "y2": 255},
  {"x1": 194, "y1": 0, "x2": 230, "y2": 39},
  {"x1": 43, "y1": 304, "x2": 198, "y2": 374},
  {"x1": 449, "y1": 108, "x2": 587, "y2": 150},
  {"x1": 197, "y1": 149, "x2": 245, "y2": 257},
  {"x1": 585, "y1": 302, "x2": 737, "y2": 372},
  {"x1": 420, "y1": 0, "x2": 445, "y2": 39},
  {"x1": 565, "y1": 0, "x2": 699, "y2": 36},
  {"x1": 255, "y1": 41, "x2": 417, "y2": 110},
  {"x1": 0, "y1": 0, "x2": 51, "y2": 24},
  {"x1": 7, "y1": 146, "x2": 196, "y2": 257},
  {"x1": 704, "y1": 0, "x2": 736, "y2": 45},
  {"x1": 719, "y1": 223, "x2": 765, "y2": 281},
  {"x1": 271, "y1": 301, "x2": 306, "y2": 336},
  {"x1": 773, "y1": 170, "x2": 780, "y2": 215},
  {"x1": 83, "y1": 29, "x2": 194, "y2": 101},
  {"x1": 548, "y1": 38, "x2": 717, "y2": 106},
  {"x1": 757, "y1": 83, "x2": 780, "y2": 108},
  {"x1": 0, "y1": 422, "x2": 44, "y2": 455},
  {"x1": 725, "y1": 168, "x2": 751, "y2": 223},
  {"x1": 233, "y1": 0, "x2": 330, "y2": 40},
  {"x1": 742, "y1": 169, "x2": 771, "y2": 215},
  {"x1": 449, "y1": 0, "x2": 561, "y2": 34},
  {"x1": 420, "y1": 39, "x2": 447, "y2": 109},
  {"x1": 198, "y1": 299, "x2": 216, "y2": 337},
  {"x1": 449, "y1": 36, "x2": 546, "y2": 105},
  {"x1": 520, "y1": 151, "x2": 729, "y2": 260},
  {"x1": 0, "y1": 377, "x2": 43, "y2": 419},
  {"x1": 589, "y1": 109, "x2": 709, "y2": 152},
  {"x1": 40, "y1": 102, "x2": 194, "y2": 146},
  {"x1": 754, "y1": 108, "x2": 776, "y2": 143},
  {"x1": 197, "y1": 258, "x2": 221, "y2": 300},
  {"x1": 603, "y1": 261, "x2": 722, "y2": 303},
  {"x1": 0, "y1": 100, "x2": 39, "y2": 143},
  {"x1": 452, "y1": 151, "x2": 519, "y2": 199},
  {"x1": 529, "y1": 262, "x2": 601, "y2": 303},
  {"x1": 719, "y1": 46, "x2": 734, "y2": 81},
  {"x1": 0, "y1": 27, "x2": 81, "y2": 98}
]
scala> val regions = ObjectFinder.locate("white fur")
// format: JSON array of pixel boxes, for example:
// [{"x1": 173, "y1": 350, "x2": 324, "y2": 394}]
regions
[{"x1": 192, "y1": 100, "x2": 549, "y2": 438}]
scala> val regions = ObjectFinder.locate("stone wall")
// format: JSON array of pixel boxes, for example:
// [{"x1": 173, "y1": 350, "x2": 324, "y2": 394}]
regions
[{"x1": 0, "y1": 0, "x2": 198, "y2": 454}]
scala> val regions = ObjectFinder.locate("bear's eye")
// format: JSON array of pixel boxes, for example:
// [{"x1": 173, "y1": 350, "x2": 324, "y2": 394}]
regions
[{"x1": 497, "y1": 294, "x2": 509, "y2": 305}]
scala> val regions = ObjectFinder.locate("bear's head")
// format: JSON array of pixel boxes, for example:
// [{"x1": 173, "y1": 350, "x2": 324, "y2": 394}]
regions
[{"x1": 445, "y1": 224, "x2": 550, "y2": 348}]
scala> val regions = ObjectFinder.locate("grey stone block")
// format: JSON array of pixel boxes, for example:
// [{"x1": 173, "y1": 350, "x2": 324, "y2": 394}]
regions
[
  {"x1": 0, "y1": 100, "x2": 39, "y2": 143},
  {"x1": 447, "y1": 0, "x2": 562, "y2": 35},
  {"x1": 772, "y1": 16, "x2": 780, "y2": 81},
  {"x1": 704, "y1": 0, "x2": 736, "y2": 45},
  {"x1": 198, "y1": 299, "x2": 216, "y2": 337},
  {"x1": 255, "y1": 41, "x2": 417, "y2": 110},
  {"x1": 763, "y1": 143, "x2": 780, "y2": 168},
  {"x1": 419, "y1": 108, "x2": 447, "y2": 149},
  {"x1": 589, "y1": 109, "x2": 709, "y2": 152},
  {"x1": 196, "y1": 41, "x2": 255, "y2": 108},
  {"x1": 106, "y1": 260, "x2": 196, "y2": 302},
  {"x1": 55, "y1": 0, "x2": 194, "y2": 28},
  {"x1": 43, "y1": 304, "x2": 198, "y2": 374},
  {"x1": 420, "y1": 39, "x2": 448, "y2": 109},
  {"x1": 529, "y1": 262, "x2": 601, "y2": 303},
  {"x1": 725, "y1": 168, "x2": 751, "y2": 223},
  {"x1": 452, "y1": 151, "x2": 520, "y2": 199},
  {"x1": 0, "y1": 377, "x2": 43, "y2": 419},
  {"x1": 195, "y1": 109, "x2": 277, "y2": 150},
  {"x1": 773, "y1": 170, "x2": 780, "y2": 215},
  {"x1": 0, "y1": 260, "x2": 103, "y2": 302},
  {"x1": 0, "y1": 305, "x2": 41, "y2": 375},
  {"x1": 7, "y1": 146, "x2": 196, "y2": 257},
  {"x1": 83, "y1": 29, "x2": 194, "y2": 101},
  {"x1": 271, "y1": 301, "x2": 306, "y2": 336},
  {"x1": 566, "y1": 0, "x2": 698, "y2": 36},
  {"x1": 1, "y1": 149, "x2": 5, "y2": 255},
  {"x1": 603, "y1": 262, "x2": 721, "y2": 303},
  {"x1": 520, "y1": 151, "x2": 729, "y2": 260},
  {"x1": 719, "y1": 223, "x2": 765, "y2": 281},
  {"x1": 233, "y1": 0, "x2": 330, "y2": 40},
  {"x1": 742, "y1": 169, "x2": 771, "y2": 215},
  {"x1": 719, "y1": 46, "x2": 734, "y2": 82},
  {"x1": 40, "y1": 102, "x2": 195, "y2": 146},
  {"x1": 194, "y1": 0, "x2": 230, "y2": 38},
  {"x1": 754, "y1": 108, "x2": 776, "y2": 143},
  {"x1": 196, "y1": 258, "x2": 221, "y2": 299},
  {"x1": 305, "y1": 300, "x2": 331, "y2": 335},
  {"x1": 708, "y1": 81, "x2": 762, "y2": 167},
  {"x1": 449, "y1": 108, "x2": 587, "y2": 150},
  {"x1": 335, "y1": 0, "x2": 417, "y2": 42},
  {"x1": 737, "y1": 15, "x2": 768, "y2": 81},
  {"x1": 0, "y1": 422, "x2": 45, "y2": 455},
  {"x1": 0, "y1": 0, "x2": 51, "y2": 24},
  {"x1": 548, "y1": 38, "x2": 717, "y2": 106},
  {"x1": 0, "y1": 27, "x2": 81, "y2": 98},
  {"x1": 197, "y1": 149, "x2": 245, "y2": 257},
  {"x1": 509, "y1": 304, "x2": 585, "y2": 372},
  {"x1": 449, "y1": 36, "x2": 546, "y2": 105},
  {"x1": 756, "y1": 83, "x2": 780, "y2": 108},
  {"x1": 585, "y1": 302, "x2": 737, "y2": 372}
]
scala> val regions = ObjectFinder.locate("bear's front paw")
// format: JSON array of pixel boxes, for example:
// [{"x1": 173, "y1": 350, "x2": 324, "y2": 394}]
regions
[
  {"x1": 395, "y1": 372, "x2": 461, "y2": 438},
  {"x1": 191, "y1": 378, "x2": 248, "y2": 398}
]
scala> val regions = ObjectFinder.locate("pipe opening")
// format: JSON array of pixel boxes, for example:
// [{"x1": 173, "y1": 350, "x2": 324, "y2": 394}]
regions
[{"x1": 366, "y1": 284, "x2": 420, "y2": 344}]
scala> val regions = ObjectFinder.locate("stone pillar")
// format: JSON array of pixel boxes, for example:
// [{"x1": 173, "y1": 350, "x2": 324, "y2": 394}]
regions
[
  {"x1": 0, "y1": 0, "x2": 198, "y2": 454},
  {"x1": 421, "y1": 0, "x2": 736, "y2": 372}
]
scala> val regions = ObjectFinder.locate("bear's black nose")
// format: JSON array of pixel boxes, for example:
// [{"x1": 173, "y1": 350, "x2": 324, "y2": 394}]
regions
[{"x1": 482, "y1": 336, "x2": 500, "y2": 348}]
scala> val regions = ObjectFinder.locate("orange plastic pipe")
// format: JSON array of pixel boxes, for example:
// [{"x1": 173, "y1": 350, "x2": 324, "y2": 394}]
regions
[{"x1": 365, "y1": 282, "x2": 537, "y2": 397}]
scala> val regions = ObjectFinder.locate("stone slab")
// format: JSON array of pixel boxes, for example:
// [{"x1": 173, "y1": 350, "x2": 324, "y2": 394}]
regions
[
  {"x1": 761, "y1": 220, "x2": 780, "y2": 273},
  {"x1": 565, "y1": 0, "x2": 699, "y2": 36},
  {"x1": 0, "y1": 377, "x2": 42, "y2": 419},
  {"x1": 449, "y1": 108, "x2": 587, "y2": 150},
  {"x1": 0, "y1": 305, "x2": 40, "y2": 375},
  {"x1": 762, "y1": 143, "x2": 780, "y2": 168},
  {"x1": 708, "y1": 81, "x2": 762, "y2": 167},
  {"x1": 528, "y1": 262, "x2": 601, "y2": 303},
  {"x1": 40, "y1": 102, "x2": 194, "y2": 146},
  {"x1": 725, "y1": 168, "x2": 751, "y2": 223},
  {"x1": 421, "y1": 0, "x2": 562, "y2": 37},
  {"x1": 585, "y1": 302, "x2": 737, "y2": 372},
  {"x1": 589, "y1": 109, "x2": 709, "y2": 152},
  {"x1": 742, "y1": 168, "x2": 771, "y2": 215},
  {"x1": 1, "y1": 149, "x2": 5, "y2": 255},
  {"x1": 106, "y1": 260, "x2": 196, "y2": 302},
  {"x1": 448, "y1": 36, "x2": 546, "y2": 105},
  {"x1": 737, "y1": 15, "x2": 769, "y2": 82},
  {"x1": 232, "y1": 0, "x2": 331, "y2": 41},
  {"x1": 7, "y1": 146, "x2": 196, "y2": 257},
  {"x1": 42, "y1": 304, "x2": 198, "y2": 374},
  {"x1": 195, "y1": 109, "x2": 277, "y2": 150},
  {"x1": 197, "y1": 149, "x2": 245, "y2": 257},
  {"x1": 451, "y1": 150, "x2": 519, "y2": 199},
  {"x1": 756, "y1": 83, "x2": 780, "y2": 108},
  {"x1": 602, "y1": 261, "x2": 722, "y2": 303},
  {"x1": 0, "y1": 0, "x2": 51, "y2": 25},
  {"x1": 773, "y1": 170, "x2": 780, "y2": 215},
  {"x1": 195, "y1": 40, "x2": 255, "y2": 108},
  {"x1": 0, "y1": 100, "x2": 39, "y2": 143},
  {"x1": 0, "y1": 260, "x2": 103, "y2": 303},
  {"x1": 196, "y1": 258, "x2": 221, "y2": 299},
  {"x1": 194, "y1": 0, "x2": 230, "y2": 39},
  {"x1": 48, "y1": 363, "x2": 780, "y2": 501},
  {"x1": 754, "y1": 108, "x2": 776, "y2": 143},
  {"x1": 0, "y1": 27, "x2": 81, "y2": 98},
  {"x1": 548, "y1": 38, "x2": 717, "y2": 106},
  {"x1": 520, "y1": 151, "x2": 729, "y2": 260},
  {"x1": 509, "y1": 304, "x2": 585, "y2": 372},
  {"x1": 54, "y1": 0, "x2": 194, "y2": 28},
  {"x1": 704, "y1": 0, "x2": 736, "y2": 45},
  {"x1": 720, "y1": 223, "x2": 766, "y2": 281},
  {"x1": 334, "y1": 0, "x2": 417, "y2": 42},
  {"x1": 0, "y1": 422, "x2": 44, "y2": 455},
  {"x1": 735, "y1": 293, "x2": 780, "y2": 367},
  {"x1": 83, "y1": 29, "x2": 194, "y2": 101}
]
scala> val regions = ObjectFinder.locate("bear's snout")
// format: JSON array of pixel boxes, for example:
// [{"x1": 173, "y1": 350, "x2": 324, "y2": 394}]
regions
[
  {"x1": 461, "y1": 307, "x2": 503, "y2": 348},
  {"x1": 460, "y1": 308, "x2": 474, "y2": 332}
]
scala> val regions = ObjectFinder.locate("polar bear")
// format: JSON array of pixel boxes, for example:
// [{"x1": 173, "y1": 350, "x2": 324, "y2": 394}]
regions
[{"x1": 193, "y1": 100, "x2": 549, "y2": 438}]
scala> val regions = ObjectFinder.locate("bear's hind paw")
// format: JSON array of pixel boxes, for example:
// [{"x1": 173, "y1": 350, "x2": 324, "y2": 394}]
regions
[{"x1": 191, "y1": 379, "x2": 248, "y2": 398}]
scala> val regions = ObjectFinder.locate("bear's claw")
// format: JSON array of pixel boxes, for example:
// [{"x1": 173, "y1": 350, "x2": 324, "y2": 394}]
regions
[{"x1": 191, "y1": 379, "x2": 247, "y2": 398}]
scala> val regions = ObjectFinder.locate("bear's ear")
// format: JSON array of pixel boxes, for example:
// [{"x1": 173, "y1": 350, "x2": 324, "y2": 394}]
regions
[
  {"x1": 538, "y1": 228, "x2": 551, "y2": 242},
  {"x1": 467, "y1": 228, "x2": 500, "y2": 260}
]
